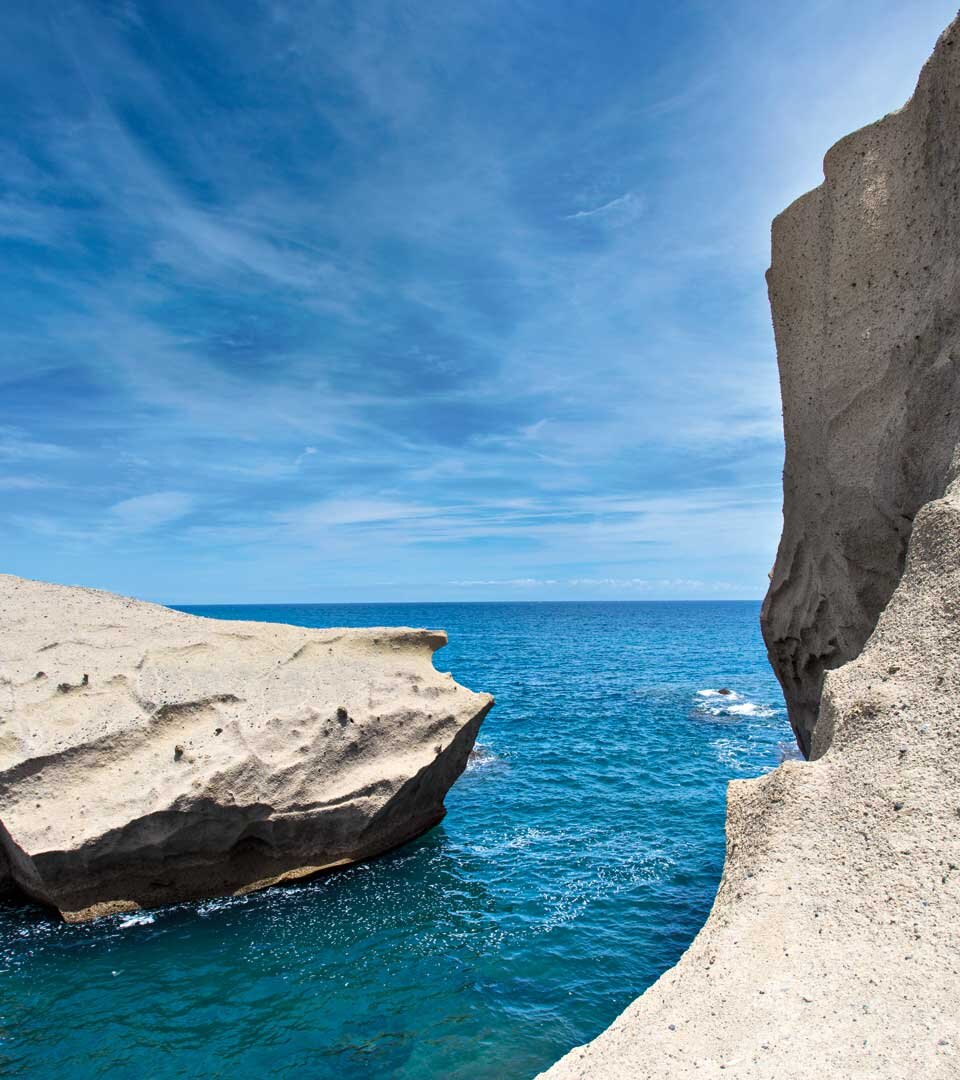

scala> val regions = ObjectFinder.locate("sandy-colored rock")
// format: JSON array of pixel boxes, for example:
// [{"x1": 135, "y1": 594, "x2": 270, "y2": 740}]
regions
[
  {"x1": 541, "y1": 16, "x2": 960, "y2": 1079},
  {"x1": 0, "y1": 574, "x2": 492, "y2": 922},
  {"x1": 761, "y1": 15, "x2": 960, "y2": 758}
]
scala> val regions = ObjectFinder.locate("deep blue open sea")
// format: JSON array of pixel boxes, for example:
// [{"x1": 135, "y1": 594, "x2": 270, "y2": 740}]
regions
[{"x1": 1, "y1": 601, "x2": 792, "y2": 1079}]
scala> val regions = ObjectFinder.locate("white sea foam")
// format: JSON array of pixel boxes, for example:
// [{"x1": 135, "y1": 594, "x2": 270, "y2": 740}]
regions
[
  {"x1": 467, "y1": 743, "x2": 502, "y2": 771},
  {"x1": 694, "y1": 690, "x2": 778, "y2": 720},
  {"x1": 196, "y1": 895, "x2": 243, "y2": 918},
  {"x1": 725, "y1": 702, "x2": 775, "y2": 718},
  {"x1": 712, "y1": 737, "x2": 743, "y2": 767},
  {"x1": 505, "y1": 826, "x2": 549, "y2": 850},
  {"x1": 117, "y1": 913, "x2": 155, "y2": 928},
  {"x1": 462, "y1": 825, "x2": 550, "y2": 858}
]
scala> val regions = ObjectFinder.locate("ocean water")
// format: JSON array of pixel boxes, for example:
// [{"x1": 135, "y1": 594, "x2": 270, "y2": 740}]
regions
[{"x1": 0, "y1": 601, "x2": 793, "y2": 1079}]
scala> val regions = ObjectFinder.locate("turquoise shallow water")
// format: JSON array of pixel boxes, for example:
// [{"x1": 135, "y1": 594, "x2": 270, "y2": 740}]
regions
[{"x1": 1, "y1": 601, "x2": 792, "y2": 1079}]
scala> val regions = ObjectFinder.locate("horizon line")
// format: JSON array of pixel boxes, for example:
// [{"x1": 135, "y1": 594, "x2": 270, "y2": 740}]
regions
[{"x1": 169, "y1": 597, "x2": 765, "y2": 607}]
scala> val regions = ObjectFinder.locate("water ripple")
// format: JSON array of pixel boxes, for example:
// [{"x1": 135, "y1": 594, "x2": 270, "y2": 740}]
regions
[{"x1": 0, "y1": 601, "x2": 789, "y2": 1080}]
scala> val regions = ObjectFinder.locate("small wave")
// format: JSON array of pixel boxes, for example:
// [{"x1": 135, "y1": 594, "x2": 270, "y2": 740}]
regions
[
  {"x1": 505, "y1": 826, "x2": 549, "y2": 850},
  {"x1": 117, "y1": 913, "x2": 155, "y2": 928},
  {"x1": 712, "y1": 736, "x2": 747, "y2": 768},
  {"x1": 530, "y1": 847, "x2": 673, "y2": 937},
  {"x1": 196, "y1": 895, "x2": 245, "y2": 918},
  {"x1": 694, "y1": 690, "x2": 779, "y2": 720},
  {"x1": 467, "y1": 743, "x2": 501, "y2": 771},
  {"x1": 458, "y1": 824, "x2": 552, "y2": 858},
  {"x1": 725, "y1": 702, "x2": 775, "y2": 718}
]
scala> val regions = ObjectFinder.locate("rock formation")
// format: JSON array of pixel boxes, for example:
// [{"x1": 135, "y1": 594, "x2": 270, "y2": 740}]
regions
[
  {"x1": 761, "y1": 17, "x2": 960, "y2": 758},
  {"x1": 0, "y1": 574, "x2": 492, "y2": 922},
  {"x1": 541, "y1": 14, "x2": 960, "y2": 1078}
]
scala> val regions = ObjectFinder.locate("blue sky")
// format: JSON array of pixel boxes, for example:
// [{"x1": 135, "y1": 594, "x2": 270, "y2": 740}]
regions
[{"x1": 1, "y1": 0, "x2": 956, "y2": 603}]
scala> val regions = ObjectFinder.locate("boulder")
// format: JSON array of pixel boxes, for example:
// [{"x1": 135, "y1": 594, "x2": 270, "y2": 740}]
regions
[{"x1": 0, "y1": 574, "x2": 492, "y2": 922}]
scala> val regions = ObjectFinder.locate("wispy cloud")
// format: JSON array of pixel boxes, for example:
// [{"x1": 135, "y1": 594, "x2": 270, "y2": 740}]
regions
[
  {"x1": 1, "y1": 0, "x2": 955, "y2": 601},
  {"x1": 0, "y1": 428, "x2": 75, "y2": 462},
  {"x1": 564, "y1": 192, "x2": 642, "y2": 220},
  {"x1": 0, "y1": 476, "x2": 59, "y2": 491},
  {"x1": 108, "y1": 492, "x2": 195, "y2": 533}
]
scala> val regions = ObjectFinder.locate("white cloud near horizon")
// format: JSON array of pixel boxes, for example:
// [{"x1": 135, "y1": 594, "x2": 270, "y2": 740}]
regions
[{"x1": 108, "y1": 492, "x2": 196, "y2": 533}]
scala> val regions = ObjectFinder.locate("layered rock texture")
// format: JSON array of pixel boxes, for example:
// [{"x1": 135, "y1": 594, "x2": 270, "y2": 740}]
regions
[
  {"x1": 542, "y1": 15, "x2": 960, "y2": 1079},
  {"x1": 0, "y1": 574, "x2": 492, "y2": 922}
]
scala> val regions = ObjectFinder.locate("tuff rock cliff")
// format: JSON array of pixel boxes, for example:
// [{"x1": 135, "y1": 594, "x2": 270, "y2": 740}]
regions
[
  {"x1": 542, "y1": 14, "x2": 960, "y2": 1078},
  {"x1": 761, "y1": 16, "x2": 960, "y2": 758},
  {"x1": 0, "y1": 574, "x2": 492, "y2": 922}
]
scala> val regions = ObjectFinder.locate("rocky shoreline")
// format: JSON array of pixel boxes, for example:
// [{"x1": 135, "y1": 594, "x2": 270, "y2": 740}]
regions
[
  {"x1": 541, "y1": 14, "x2": 960, "y2": 1078},
  {"x1": 3, "y1": 15, "x2": 960, "y2": 1072}
]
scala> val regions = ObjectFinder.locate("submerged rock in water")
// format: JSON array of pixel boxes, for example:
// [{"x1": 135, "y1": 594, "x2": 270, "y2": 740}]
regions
[{"x1": 0, "y1": 574, "x2": 492, "y2": 922}]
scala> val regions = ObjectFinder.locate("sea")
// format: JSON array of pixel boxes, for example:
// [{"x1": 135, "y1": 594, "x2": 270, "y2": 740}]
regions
[{"x1": 0, "y1": 601, "x2": 794, "y2": 1079}]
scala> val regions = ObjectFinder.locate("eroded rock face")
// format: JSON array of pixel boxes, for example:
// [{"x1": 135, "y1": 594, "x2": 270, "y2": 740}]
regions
[
  {"x1": 760, "y1": 17, "x2": 960, "y2": 758},
  {"x1": 542, "y1": 15, "x2": 960, "y2": 1078},
  {"x1": 0, "y1": 574, "x2": 492, "y2": 921}
]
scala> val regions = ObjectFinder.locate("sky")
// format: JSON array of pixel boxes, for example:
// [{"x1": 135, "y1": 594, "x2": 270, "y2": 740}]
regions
[{"x1": 1, "y1": 0, "x2": 957, "y2": 604}]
